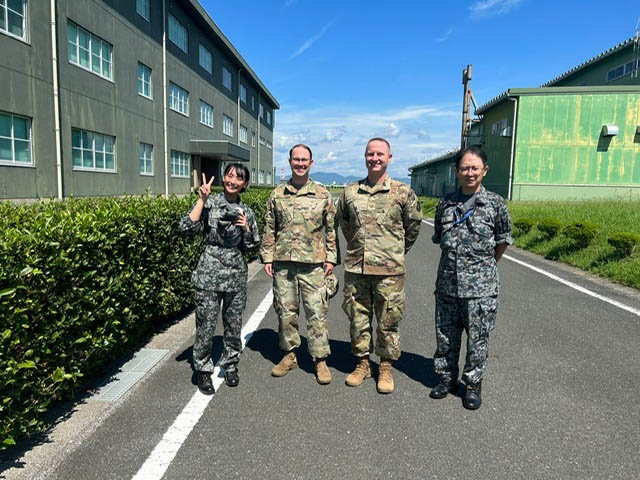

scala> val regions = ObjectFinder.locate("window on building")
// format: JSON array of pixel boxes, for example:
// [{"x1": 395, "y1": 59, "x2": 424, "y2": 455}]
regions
[
  {"x1": 491, "y1": 118, "x2": 508, "y2": 135},
  {"x1": 266, "y1": 110, "x2": 271, "y2": 125},
  {"x1": 199, "y1": 43, "x2": 212, "y2": 74},
  {"x1": 170, "y1": 149, "x2": 189, "y2": 178},
  {"x1": 258, "y1": 170, "x2": 265, "y2": 185},
  {"x1": 447, "y1": 164, "x2": 456, "y2": 185},
  {"x1": 67, "y1": 21, "x2": 113, "y2": 80},
  {"x1": 251, "y1": 131, "x2": 256, "y2": 147},
  {"x1": 137, "y1": 62, "x2": 152, "y2": 98},
  {"x1": 240, "y1": 84, "x2": 247, "y2": 104},
  {"x1": 222, "y1": 67, "x2": 232, "y2": 91},
  {"x1": 251, "y1": 95, "x2": 255, "y2": 111},
  {"x1": 169, "y1": 82, "x2": 188, "y2": 116},
  {"x1": 607, "y1": 59, "x2": 640, "y2": 82},
  {"x1": 200, "y1": 100, "x2": 213, "y2": 127},
  {"x1": 136, "y1": 0, "x2": 150, "y2": 21},
  {"x1": 168, "y1": 13, "x2": 187, "y2": 53},
  {"x1": 239, "y1": 124, "x2": 248, "y2": 143},
  {"x1": 0, "y1": 111, "x2": 32, "y2": 165},
  {"x1": 139, "y1": 142, "x2": 153, "y2": 175},
  {"x1": 72, "y1": 128, "x2": 115, "y2": 172},
  {"x1": 259, "y1": 103, "x2": 264, "y2": 119},
  {"x1": 223, "y1": 114, "x2": 233, "y2": 137},
  {"x1": 1, "y1": 0, "x2": 26, "y2": 41}
]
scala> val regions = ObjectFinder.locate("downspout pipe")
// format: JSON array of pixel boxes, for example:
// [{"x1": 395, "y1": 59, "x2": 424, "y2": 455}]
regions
[
  {"x1": 237, "y1": 68, "x2": 242, "y2": 147},
  {"x1": 507, "y1": 96, "x2": 518, "y2": 201},
  {"x1": 162, "y1": 0, "x2": 169, "y2": 197},
  {"x1": 50, "y1": 0, "x2": 63, "y2": 199},
  {"x1": 257, "y1": 92, "x2": 261, "y2": 185}
]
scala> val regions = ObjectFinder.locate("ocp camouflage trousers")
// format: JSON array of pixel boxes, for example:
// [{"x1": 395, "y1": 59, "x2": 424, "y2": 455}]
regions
[
  {"x1": 433, "y1": 293, "x2": 498, "y2": 385},
  {"x1": 193, "y1": 288, "x2": 246, "y2": 372},
  {"x1": 342, "y1": 273, "x2": 405, "y2": 360},
  {"x1": 272, "y1": 262, "x2": 330, "y2": 360}
]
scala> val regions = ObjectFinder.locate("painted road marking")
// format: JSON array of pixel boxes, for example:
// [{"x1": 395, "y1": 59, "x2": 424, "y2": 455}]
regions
[{"x1": 132, "y1": 290, "x2": 273, "y2": 480}]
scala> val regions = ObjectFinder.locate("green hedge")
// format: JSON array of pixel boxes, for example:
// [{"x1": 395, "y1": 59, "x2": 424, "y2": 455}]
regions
[{"x1": 0, "y1": 188, "x2": 271, "y2": 450}]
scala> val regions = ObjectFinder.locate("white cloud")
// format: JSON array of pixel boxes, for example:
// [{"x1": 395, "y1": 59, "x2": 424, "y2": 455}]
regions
[
  {"x1": 290, "y1": 20, "x2": 335, "y2": 59},
  {"x1": 436, "y1": 28, "x2": 454, "y2": 43},
  {"x1": 469, "y1": 0, "x2": 523, "y2": 18},
  {"x1": 274, "y1": 103, "x2": 460, "y2": 179}
]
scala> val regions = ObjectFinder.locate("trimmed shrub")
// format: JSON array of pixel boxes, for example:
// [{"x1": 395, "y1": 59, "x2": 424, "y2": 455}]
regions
[
  {"x1": 562, "y1": 221, "x2": 599, "y2": 248},
  {"x1": 537, "y1": 217, "x2": 563, "y2": 239},
  {"x1": 513, "y1": 218, "x2": 535, "y2": 235},
  {"x1": 0, "y1": 189, "x2": 271, "y2": 450},
  {"x1": 607, "y1": 232, "x2": 640, "y2": 257}
]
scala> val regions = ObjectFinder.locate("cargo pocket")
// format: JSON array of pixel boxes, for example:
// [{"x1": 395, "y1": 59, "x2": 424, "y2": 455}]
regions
[{"x1": 478, "y1": 296, "x2": 499, "y2": 334}]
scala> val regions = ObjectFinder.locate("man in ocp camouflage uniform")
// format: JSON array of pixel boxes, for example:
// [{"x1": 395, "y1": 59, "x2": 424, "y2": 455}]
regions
[
  {"x1": 260, "y1": 144, "x2": 338, "y2": 385},
  {"x1": 337, "y1": 137, "x2": 422, "y2": 394},
  {"x1": 431, "y1": 146, "x2": 512, "y2": 410}
]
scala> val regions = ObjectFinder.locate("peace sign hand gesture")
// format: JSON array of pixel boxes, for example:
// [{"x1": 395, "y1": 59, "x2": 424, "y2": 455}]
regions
[{"x1": 198, "y1": 173, "x2": 215, "y2": 203}]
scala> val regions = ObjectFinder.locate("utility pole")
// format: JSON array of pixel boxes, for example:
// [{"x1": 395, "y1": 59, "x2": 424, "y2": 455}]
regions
[{"x1": 461, "y1": 64, "x2": 472, "y2": 149}]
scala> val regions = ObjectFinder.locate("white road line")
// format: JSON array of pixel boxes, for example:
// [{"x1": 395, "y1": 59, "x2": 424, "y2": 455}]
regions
[
  {"x1": 422, "y1": 219, "x2": 640, "y2": 318},
  {"x1": 132, "y1": 290, "x2": 273, "y2": 480},
  {"x1": 503, "y1": 254, "x2": 640, "y2": 317}
]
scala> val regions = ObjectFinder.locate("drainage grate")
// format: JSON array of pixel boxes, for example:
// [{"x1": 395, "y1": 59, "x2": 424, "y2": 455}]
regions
[{"x1": 90, "y1": 348, "x2": 168, "y2": 402}]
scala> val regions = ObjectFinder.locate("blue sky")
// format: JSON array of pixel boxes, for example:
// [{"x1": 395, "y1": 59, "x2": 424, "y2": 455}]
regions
[{"x1": 200, "y1": 0, "x2": 640, "y2": 180}]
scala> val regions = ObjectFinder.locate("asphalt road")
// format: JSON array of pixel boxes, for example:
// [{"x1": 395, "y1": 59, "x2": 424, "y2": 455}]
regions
[{"x1": 2, "y1": 220, "x2": 639, "y2": 480}]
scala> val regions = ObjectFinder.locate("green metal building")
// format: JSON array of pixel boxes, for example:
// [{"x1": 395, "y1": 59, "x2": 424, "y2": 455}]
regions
[
  {"x1": 410, "y1": 36, "x2": 640, "y2": 200},
  {"x1": 0, "y1": 0, "x2": 279, "y2": 201}
]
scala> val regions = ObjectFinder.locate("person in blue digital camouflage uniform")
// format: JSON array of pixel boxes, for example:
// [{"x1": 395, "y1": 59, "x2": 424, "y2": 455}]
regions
[
  {"x1": 431, "y1": 146, "x2": 513, "y2": 410},
  {"x1": 179, "y1": 164, "x2": 260, "y2": 395}
]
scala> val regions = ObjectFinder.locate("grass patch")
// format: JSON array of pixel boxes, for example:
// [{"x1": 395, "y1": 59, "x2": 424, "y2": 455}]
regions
[
  {"x1": 508, "y1": 200, "x2": 640, "y2": 289},
  {"x1": 421, "y1": 197, "x2": 640, "y2": 290}
]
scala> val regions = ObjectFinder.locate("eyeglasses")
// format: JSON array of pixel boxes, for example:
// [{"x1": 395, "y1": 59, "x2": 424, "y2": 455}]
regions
[
  {"x1": 290, "y1": 157, "x2": 311, "y2": 163},
  {"x1": 457, "y1": 166, "x2": 486, "y2": 173}
]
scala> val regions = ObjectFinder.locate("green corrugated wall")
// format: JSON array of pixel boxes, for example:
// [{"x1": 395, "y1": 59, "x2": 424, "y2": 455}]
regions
[{"x1": 513, "y1": 93, "x2": 640, "y2": 199}]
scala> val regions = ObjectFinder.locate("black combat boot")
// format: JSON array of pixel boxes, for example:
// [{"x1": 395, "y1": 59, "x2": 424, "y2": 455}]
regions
[
  {"x1": 224, "y1": 367, "x2": 239, "y2": 387},
  {"x1": 430, "y1": 376, "x2": 458, "y2": 399},
  {"x1": 197, "y1": 371, "x2": 215, "y2": 395},
  {"x1": 463, "y1": 381, "x2": 482, "y2": 410}
]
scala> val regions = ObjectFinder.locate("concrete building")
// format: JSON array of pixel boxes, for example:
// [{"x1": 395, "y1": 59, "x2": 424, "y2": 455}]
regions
[
  {"x1": 0, "y1": 0, "x2": 279, "y2": 201},
  {"x1": 410, "y1": 36, "x2": 640, "y2": 200}
]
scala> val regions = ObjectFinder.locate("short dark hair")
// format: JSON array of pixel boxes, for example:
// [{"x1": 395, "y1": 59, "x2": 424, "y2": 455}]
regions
[
  {"x1": 456, "y1": 146, "x2": 487, "y2": 168},
  {"x1": 289, "y1": 144, "x2": 313, "y2": 160},
  {"x1": 224, "y1": 163, "x2": 250, "y2": 192}
]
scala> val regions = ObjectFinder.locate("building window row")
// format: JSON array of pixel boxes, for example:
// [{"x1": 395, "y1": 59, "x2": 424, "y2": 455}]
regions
[
  {"x1": 136, "y1": 0, "x2": 150, "y2": 22},
  {"x1": 0, "y1": 111, "x2": 32, "y2": 165},
  {"x1": 607, "y1": 59, "x2": 640, "y2": 82},
  {"x1": 168, "y1": 13, "x2": 187, "y2": 53},
  {"x1": 72, "y1": 128, "x2": 115, "y2": 172},
  {"x1": 170, "y1": 149, "x2": 189, "y2": 178},
  {"x1": 199, "y1": 100, "x2": 213, "y2": 127},
  {"x1": 67, "y1": 21, "x2": 113, "y2": 80},
  {"x1": 169, "y1": 82, "x2": 189, "y2": 116},
  {"x1": 223, "y1": 114, "x2": 233, "y2": 137},
  {"x1": 137, "y1": 62, "x2": 152, "y2": 98},
  {"x1": 222, "y1": 67, "x2": 232, "y2": 91},
  {"x1": 0, "y1": 0, "x2": 26, "y2": 41},
  {"x1": 199, "y1": 43, "x2": 212, "y2": 74},
  {"x1": 239, "y1": 124, "x2": 248, "y2": 144},
  {"x1": 139, "y1": 142, "x2": 153, "y2": 175}
]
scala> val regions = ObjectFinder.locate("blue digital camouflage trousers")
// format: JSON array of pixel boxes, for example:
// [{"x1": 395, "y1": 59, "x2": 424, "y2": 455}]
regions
[
  {"x1": 342, "y1": 272, "x2": 405, "y2": 360},
  {"x1": 272, "y1": 262, "x2": 330, "y2": 360},
  {"x1": 433, "y1": 292, "x2": 498, "y2": 385},
  {"x1": 193, "y1": 288, "x2": 246, "y2": 373}
]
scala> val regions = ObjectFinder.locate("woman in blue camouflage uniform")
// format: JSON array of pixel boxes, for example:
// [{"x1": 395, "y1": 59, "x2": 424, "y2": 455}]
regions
[
  {"x1": 179, "y1": 163, "x2": 260, "y2": 394},
  {"x1": 431, "y1": 146, "x2": 512, "y2": 410}
]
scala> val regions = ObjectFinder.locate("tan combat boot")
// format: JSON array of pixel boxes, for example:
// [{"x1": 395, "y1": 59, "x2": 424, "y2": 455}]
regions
[
  {"x1": 271, "y1": 351, "x2": 297, "y2": 377},
  {"x1": 377, "y1": 359, "x2": 394, "y2": 394},
  {"x1": 345, "y1": 356, "x2": 371, "y2": 387},
  {"x1": 315, "y1": 358, "x2": 332, "y2": 385}
]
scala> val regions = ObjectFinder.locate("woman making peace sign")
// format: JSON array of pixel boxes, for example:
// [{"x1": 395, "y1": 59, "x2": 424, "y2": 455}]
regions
[{"x1": 178, "y1": 164, "x2": 260, "y2": 394}]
